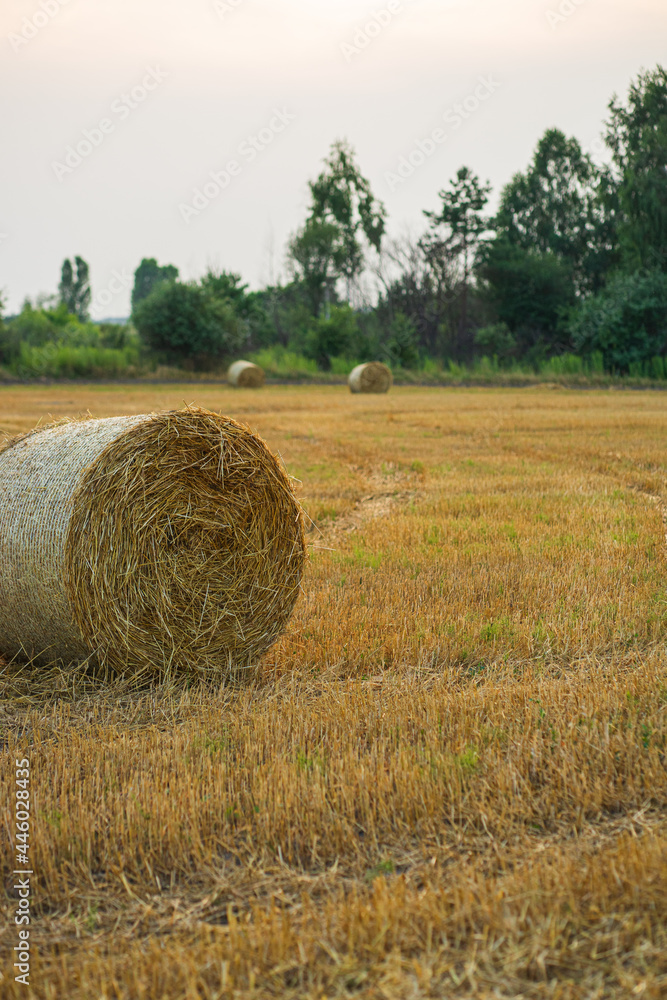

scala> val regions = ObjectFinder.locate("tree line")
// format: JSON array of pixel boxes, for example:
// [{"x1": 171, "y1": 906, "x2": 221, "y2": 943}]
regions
[{"x1": 1, "y1": 65, "x2": 666, "y2": 380}]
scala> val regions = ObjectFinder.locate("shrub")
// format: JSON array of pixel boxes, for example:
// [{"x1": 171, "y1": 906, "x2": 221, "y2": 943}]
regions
[
  {"x1": 304, "y1": 305, "x2": 358, "y2": 369},
  {"x1": 133, "y1": 281, "x2": 245, "y2": 369},
  {"x1": 569, "y1": 267, "x2": 667, "y2": 372}
]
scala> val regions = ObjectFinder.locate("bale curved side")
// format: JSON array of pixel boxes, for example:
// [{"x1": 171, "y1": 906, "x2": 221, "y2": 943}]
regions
[
  {"x1": 348, "y1": 362, "x2": 393, "y2": 394},
  {"x1": 0, "y1": 415, "x2": 147, "y2": 665},
  {"x1": 0, "y1": 408, "x2": 305, "y2": 680},
  {"x1": 228, "y1": 360, "x2": 265, "y2": 388}
]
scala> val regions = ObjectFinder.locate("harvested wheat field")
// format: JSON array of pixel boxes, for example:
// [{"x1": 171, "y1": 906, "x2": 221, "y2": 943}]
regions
[{"x1": 1, "y1": 383, "x2": 667, "y2": 1000}]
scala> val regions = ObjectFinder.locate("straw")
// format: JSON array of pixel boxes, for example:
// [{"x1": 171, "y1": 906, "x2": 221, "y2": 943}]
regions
[
  {"x1": 0, "y1": 407, "x2": 305, "y2": 681},
  {"x1": 228, "y1": 360, "x2": 265, "y2": 388},
  {"x1": 348, "y1": 362, "x2": 393, "y2": 394}
]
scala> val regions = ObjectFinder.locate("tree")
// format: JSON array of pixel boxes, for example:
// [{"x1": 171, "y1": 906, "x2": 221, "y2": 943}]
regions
[
  {"x1": 384, "y1": 312, "x2": 420, "y2": 369},
  {"x1": 131, "y1": 258, "x2": 179, "y2": 311},
  {"x1": 477, "y1": 238, "x2": 575, "y2": 359},
  {"x1": 58, "y1": 256, "x2": 91, "y2": 320},
  {"x1": 288, "y1": 221, "x2": 343, "y2": 318},
  {"x1": 474, "y1": 323, "x2": 517, "y2": 365},
  {"x1": 289, "y1": 139, "x2": 386, "y2": 316},
  {"x1": 569, "y1": 267, "x2": 667, "y2": 372},
  {"x1": 304, "y1": 304, "x2": 358, "y2": 369},
  {"x1": 133, "y1": 281, "x2": 245, "y2": 369},
  {"x1": 373, "y1": 234, "x2": 449, "y2": 358},
  {"x1": 251, "y1": 282, "x2": 313, "y2": 350},
  {"x1": 200, "y1": 269, "x2": 276, "y2": 351},
  {"x1": 604, "y1": 65, "x2": 667, "y2": 270},
  {"x1": 494, "y1": 129, "x2": 615, "y2": 294},
  {"x1": 422, "y1": 167, "x2": 492, "y2": 358}
]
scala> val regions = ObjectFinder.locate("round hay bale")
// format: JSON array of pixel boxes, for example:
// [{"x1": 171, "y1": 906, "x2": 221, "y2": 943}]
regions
[
  {"x1": 348, "y1": 362, "x2": 393, "y2": 394},
  {"x1": 228, "y1": 360, "x2": 265, "y2": 388},
  {"x1": 0, "y1": 407, "x2": 305, "y2": 681}
]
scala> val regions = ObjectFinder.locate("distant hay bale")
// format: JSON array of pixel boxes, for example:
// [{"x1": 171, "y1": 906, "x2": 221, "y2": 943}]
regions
[
  {"x1": 0, "y1": 407, "x2": 305, "y2": 681},
  {"x1": 228, "y1": 360, "x2": 265, "y2": 388},
  {"x1": 348, "y1": 362, "x2": 393, "y2": 394}
]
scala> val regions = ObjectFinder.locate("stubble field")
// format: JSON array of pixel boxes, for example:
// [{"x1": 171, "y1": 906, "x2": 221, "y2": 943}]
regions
[{"x1": 1, "y1": 383, "x2": 666, "y2": 999}]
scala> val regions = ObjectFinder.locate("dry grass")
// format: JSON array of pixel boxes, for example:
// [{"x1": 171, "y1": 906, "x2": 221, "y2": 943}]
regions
[{"x1": 1, "y1": 384, "x2": 667, "y2": 998}]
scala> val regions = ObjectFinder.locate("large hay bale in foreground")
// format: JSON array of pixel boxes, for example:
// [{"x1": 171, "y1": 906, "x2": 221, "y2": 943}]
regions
[
  {"x1": 0, "y1": 407, "x2": 305, "y2": 681},
  {"x1": 228, "y1": 360, "x2": 265, "y2": 388},
  {"x1": 348, "y1": 362, "x2": 393, "y2": 394}
]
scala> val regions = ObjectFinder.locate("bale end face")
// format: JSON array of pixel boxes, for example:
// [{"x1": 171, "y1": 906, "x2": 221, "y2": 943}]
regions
[
  {"x1": 0, "y1": 407, "x2": 305, "y2": 682},
  {"x1": 228, "y1": 360, "x2": 265, "y2": 388},
  {"x1": 348, "y1": 362, "x2": 393, "y2": 394}
]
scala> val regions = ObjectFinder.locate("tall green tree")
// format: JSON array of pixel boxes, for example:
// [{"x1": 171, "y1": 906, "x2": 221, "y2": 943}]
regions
[
  {"x1": 477, "y1": 238, "x2": 575, "y2": 358},
  {"x1": 131, "y1": 258, "x2": 179, "y2": 311},
  {"x1": 58, "y1": 256, "x2": 91, "y2": 320},
  {"x1": 200, "y1": 269, "x2": 272, "y2": 350},
  {"x1": 289, "y1": 139, "x2": 386, "y2": 316},
  {"x1": 604, "y1": 65, "x2": 667, "y2": 270},
  {"x1": 288, "y1": 221, "x2": 343, "y2": 317},
  {"x1": 422, "y1": 166, "x2": 491, "y2": 358},
  {"x1": 494, "y1": 128, "x2": 615, "y2": 294}
]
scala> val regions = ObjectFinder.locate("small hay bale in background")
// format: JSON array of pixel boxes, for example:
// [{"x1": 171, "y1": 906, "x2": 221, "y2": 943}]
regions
[
  {"x1": 228, "y1": 360, "x2": 265, "y2": 388},
  {"x1": 348, "y1": 362, "x2": 393, "y2": 394},
  {"x1": 0, "y1": 407, "x2": 305, "y2": 681}
]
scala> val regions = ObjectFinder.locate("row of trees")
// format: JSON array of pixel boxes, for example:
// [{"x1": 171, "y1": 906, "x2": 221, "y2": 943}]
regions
[{"x1": 2, "y1": 65, "x2": 666, "y2": 377}]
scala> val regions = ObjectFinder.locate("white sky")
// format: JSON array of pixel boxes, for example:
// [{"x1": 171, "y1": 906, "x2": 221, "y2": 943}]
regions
[{"x1": 1, "y1": 0, "x2": 665, "y2": 318}]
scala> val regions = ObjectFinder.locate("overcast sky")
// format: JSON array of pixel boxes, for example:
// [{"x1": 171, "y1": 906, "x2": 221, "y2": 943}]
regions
[{"x1": 1, "y1": 0, "x2": 665, "y2": 318}]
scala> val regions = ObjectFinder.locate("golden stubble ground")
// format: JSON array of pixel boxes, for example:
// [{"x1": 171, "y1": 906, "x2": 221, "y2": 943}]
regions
[{"x1": 1, "y1": 384, "x2": 666, "y2": 999}]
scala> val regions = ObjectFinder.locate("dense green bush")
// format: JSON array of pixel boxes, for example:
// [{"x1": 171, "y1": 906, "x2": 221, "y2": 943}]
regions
[
  {"x1": 304, "y1": 305, "x2": 359, "y2": 369},
  {"x1": 133, "y1": 281, "x2": 245, "y2": 369},
  {"x1": 14, "y1": 342, "x2": 140, "y2": 379},
  {"x1": 569, "y1": 268, "x2": 667, "y2": 372},
  {"x1": 248, "y1": 346, "x2": 319, "y2": 378},
  {"x1": 477, "y1": 239, "x2": 575, "y2": 357},
  {"x1": 0, "y1": 302, "x2": 142, "y2": 378}
]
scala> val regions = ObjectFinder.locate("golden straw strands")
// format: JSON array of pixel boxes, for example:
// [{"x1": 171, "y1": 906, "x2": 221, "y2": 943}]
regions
[
  {"x1": 348, "y1": 362, "x2": 393, "y2": 394},
  {"x1": 227, "y1": 360, "x2": 265, "y2": 388},
  {"x1": 0, "y1": 406, "x2": 305, "y2": 681}
]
